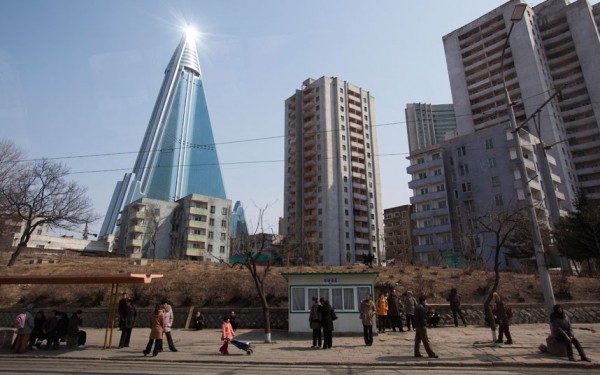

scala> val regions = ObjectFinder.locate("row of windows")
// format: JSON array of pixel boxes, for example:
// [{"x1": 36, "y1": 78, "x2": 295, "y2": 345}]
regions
[{"x1": 290, "y1": 285, "x2": 373, "y2": 312}]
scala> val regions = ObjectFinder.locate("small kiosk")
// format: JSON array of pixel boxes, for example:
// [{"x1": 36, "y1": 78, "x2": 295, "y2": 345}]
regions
[{"x1": 281, "y1": 271, "x2": 379, "y2": 333}]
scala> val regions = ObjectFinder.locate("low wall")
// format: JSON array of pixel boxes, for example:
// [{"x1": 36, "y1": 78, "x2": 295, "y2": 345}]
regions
[{"x1": 1, "y1": 303, "x2": 598, "y2": 329}]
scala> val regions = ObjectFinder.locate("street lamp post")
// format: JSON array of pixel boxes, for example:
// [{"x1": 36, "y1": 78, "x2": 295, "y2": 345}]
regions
[{"x1": 500, "y1": 3, "x2": 556, "y2": 316}]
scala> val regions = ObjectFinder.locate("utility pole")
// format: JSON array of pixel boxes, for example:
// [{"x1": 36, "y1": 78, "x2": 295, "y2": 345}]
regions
[{"x1": 500, "y1": 3, "x2": 555, "y2": 316}]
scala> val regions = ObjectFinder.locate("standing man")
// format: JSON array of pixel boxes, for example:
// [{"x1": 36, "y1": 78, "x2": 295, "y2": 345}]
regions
[
  {"x1": 387, "y1": 291, "x2": 404, "y2": 332},
  {"x1": 118, "y1": 292, "x2": 137, "y2": 349},
  {"x1": 359, "y1": 295, "x2": 376, "y2": 346},
  {"x1": 493, "y1": 292, "x2": 513, "y2": 345},
  {"x1": 375, "y1": 293, "x2": 388, "y2": 333},
  {"x1": 414, "y1": 296, "x2": 438, "y2": 359},
  {"x1": 447, "y1": 288, "x2": 467, "y2": 327},
  {"x1": 308, "y1": 297, "x2": 322, "y2": 349},
  {"x1": 162, "y1": 300, "x2": 178, "y2": 352},
  {"x1": 403, "y1": 291, "x2": 417, "y2": 331},
  {"x1": 320, "y1": 298, "x2": 336, "y2": 349}
]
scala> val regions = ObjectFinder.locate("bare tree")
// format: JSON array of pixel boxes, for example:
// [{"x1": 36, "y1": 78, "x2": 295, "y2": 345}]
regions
[
  {"x1": 474, "y1": 202, "x2": 527, "y2": 341},
  {"x1": 142, "y1": 203, "x2": 162, "y2": 264},
  {"x1": 0, "y1": 140, "x2": 23, "y2": 245},
  {"x1": 1, "y1": 159, "x2": 96, "y2": 266},
  {"x1": 228, "y1": 207, "x2": 274, "y2": 343}
]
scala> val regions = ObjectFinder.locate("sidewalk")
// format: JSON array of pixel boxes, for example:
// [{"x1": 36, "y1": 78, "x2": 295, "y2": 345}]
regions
[{"x1": 1, "y1": 323, "x2": 599, "y2": 368}]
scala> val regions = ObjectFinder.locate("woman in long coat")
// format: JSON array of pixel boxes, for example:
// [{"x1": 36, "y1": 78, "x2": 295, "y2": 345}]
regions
[
  {"x1": 359, "y1": 295, "x2": 376, "y2": 346},
  {"x1": 143, "y1": 305, "x2": 164, "y2": 357},
  {"x1": 493, "y1": 292, "x2": 512, "y2": 344}
]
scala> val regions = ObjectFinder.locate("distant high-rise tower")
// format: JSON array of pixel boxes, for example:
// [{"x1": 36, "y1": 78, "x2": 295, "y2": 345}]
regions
[
  {"x1": 405, "y1": 103, "x2": 456, "y2": 152},
  {"x1": 100, "y1": 31, "x2": 226, "y2": 237},
  {"x1": 283, "y1": 77, "x2": 384, "y2": 266}
]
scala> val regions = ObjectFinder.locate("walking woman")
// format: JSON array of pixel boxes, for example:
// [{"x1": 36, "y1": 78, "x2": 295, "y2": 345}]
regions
[
  {"x1": 493, "y1": 292, "x2": 513, "y2": 344},
  {"x1": 143, "y1": 305, "x2": 164, "y2": 357}
]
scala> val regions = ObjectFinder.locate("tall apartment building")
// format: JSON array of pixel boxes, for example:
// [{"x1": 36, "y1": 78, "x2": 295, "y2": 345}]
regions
[
  {"x1": 284, "y1": 77, "x2": 384, "y2": 266},
  {"x1": 117, "y1": 194, "x2": 231, "y2": 262},
  {"x1": 383, "y1": 205, "x2": 414, "y2": 264},
  {"x1": 405, "y1": 103, "x2": 457, "y2": 151},
  {"x1": 443, "y1": 0, "x2": 600, "y2": 208}
]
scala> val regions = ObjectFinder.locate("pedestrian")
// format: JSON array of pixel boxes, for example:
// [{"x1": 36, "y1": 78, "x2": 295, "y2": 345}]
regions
[
  {"x1": 309, "y1": 297, "x2": 322, "y2": 349},
  {"x1": 29, "y1": 310, "x2": 46, "y2": 350},
  {"x1": 118, "y1": 293, "x2": 137, "y2": 349},
  {"x1": 376, "y1": 293, "x2": 388, "y2": 333},
  {"x1": 447, "y1": 287, "x2": 467, "y2": 327},
  {"x1": 387, "y1": 290, "x2": 404, "y2": 332},
  {"x1": 143, "y1": 304, "x2": 164, "y2": 357},
  {"x1": 228, "y1": 311, "x2": 239, "y2": 331},
  {"x1": 414, "y1": 295, "x2": 438, "y2": 358},
  {"x1": 194, "y1": 311, "x2": 205, "y2": 330},
  {"x1": 550, "y1": 304, "x2": 591, "y2": 362},
  {"x1": 13, "y1": 304, "x2": 35, "y2": 354},
  {"x1": 320, "y1": 298, "x2": 337, "y2": 349},
  {"x1": 219, "y1": 315, "x2": 235, "y2": 355},
  {"x1": 493, "y1": 292, "x2": 513, "y2": 344},
  {"x1": 43, "y1": 310, "x2": 60, "y2": 349},
  {"x1": 67, "y1": 310, "x2": 87, "y2": 348},
  {"x1": 359, "y1": 294, "x2": 376, "y2": 346},
  {"x1": 162, "y1": 300, "x2": 178, "y2": 352},
  {"x1": 403, "y1": 291, "x2": 417, "y2": 331}
]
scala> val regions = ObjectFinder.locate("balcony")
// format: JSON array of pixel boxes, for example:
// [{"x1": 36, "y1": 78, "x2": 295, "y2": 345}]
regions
[
  {"x1": 187, "y1": 220, "x2": 208, "y2": 229},
  {"x1": 189, "y1": 207, "x2": 208, "y2": 216},
  {"x1": 127, "y1": 225, "x2": 146, "y2": 234},
  {"x1": 126, "y1": 238, "x2": 143, "y2": 247},
  {"x1": 185, "y1": 248, "x2": 203, "y2": 257},
  {"x1": 186, "y1": 233, "x2": 206, "y2": 242}
]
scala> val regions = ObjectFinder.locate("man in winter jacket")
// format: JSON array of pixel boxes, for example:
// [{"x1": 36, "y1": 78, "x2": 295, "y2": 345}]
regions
[
  {"x1": 414, "y1": 296, "x2": 438, "y2": 359},
  {"x1": 550, "y1": 304, "x2": 591, "y2": 362}
]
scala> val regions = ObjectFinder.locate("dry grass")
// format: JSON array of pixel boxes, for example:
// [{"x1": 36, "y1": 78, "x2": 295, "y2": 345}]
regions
[{"x1": 1, "y1": 249, "x2": 599, "y2": 309}]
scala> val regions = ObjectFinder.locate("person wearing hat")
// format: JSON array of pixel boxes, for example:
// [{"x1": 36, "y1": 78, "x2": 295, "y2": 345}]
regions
[{"x1": 68, "y1": 310, "x2": 87, "y2": 348}]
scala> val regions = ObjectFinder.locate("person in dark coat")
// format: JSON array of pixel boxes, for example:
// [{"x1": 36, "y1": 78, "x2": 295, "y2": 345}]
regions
[
  {"x1": 67, "y1": 310, "x2": 87, "y2": 348},
  {"x1": 194, "y1": 311, "x2": 205, "y2": 330},
  {"x1": 43, "y1": 310, "x2": 60, "y2": 349},
  {"x1": 493, "y1": 292, "x2": 513, "y2": 345},
  {"x1": 320, "y1": 298, "x2": 336, "y2": 349},
  {"x1": 414, "y1": 296, "x2": 438, "y2": 358},
  {"x1": 447, "y1": 288, "x2": 467, "y2": 327},
  {"x1": 56, "y1": 312, "x2": 70, "y2": 344},
  {"x1": 308, "y1": 297, "x2": 322, "y2": 348},
  {"x1": 387, "y1": 291, "x2": 404, "y2": 332},
  {"x1": 29, "y1": 310, "x2": 46, "y2": 349},
  {"x1": 118, "y1": 293, "x2": 137, "y2": 349},
  {"x1": 228, "y1": 311, "x2": 239, "y2": 331},
  {"x1": 550, "y1": 304, "x2": 591, "y2": 362}
]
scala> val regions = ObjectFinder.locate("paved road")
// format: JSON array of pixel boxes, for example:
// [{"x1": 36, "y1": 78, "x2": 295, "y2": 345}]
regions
[
  {"x1": 1, "y1": 358, "x2": 596, "y2": 375},
  {"x1": 1, "y1": 323, "x2": 598, "y2": 372}
]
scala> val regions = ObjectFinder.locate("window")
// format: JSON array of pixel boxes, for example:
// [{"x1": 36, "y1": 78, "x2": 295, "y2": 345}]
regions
[
  {"x1": 208, "y1": 244, "x2": 213, "y2": 252},
  {"x1": 491, "y1": 176, "x2": 500, "y2": 187},
  {"x1": 222, "y1": 207, "x2": 228, "y2": 215},
  {"x1": 290, "y1": 286, "x2": 372, "y2": 312},
  {"x1": 194, "y1": 228, "x2": 206, "y2": 235},
  {"x1": 433, "y1": 169, "x2": 442, "y2": 176},
  {"x1": 420, "y1": 188, "x2": 428, "y2": 195},
  {"x1": 340, "y1": 106, "x2": 345, "y2": 112},
  {"x1": 495, "y1": 194, "x2": 504, "y2": 206},
  {"x1": 485, "y1": 139, "x2": 494, "y2": 149},
  {"x1": 462, "y1": 182, "x2": 472, "y2": 192},
  {"x1": 209, "y1": 218, "x2": 215, "y2": 226},
  {"x1": 418, "y1": 172, "x2": 427, "y2": 179},
  {"x1": 208, "y1": 231, "x2": 214, "y2": 239},
  {"x1": 210, "y1": 206, "x2": 216, "y2": 213},
  {"x1": 436, "y1": 184, "x2": 445, "y2": 192},
  {"x1": 459, "y1": 164, "x2": 469, "y2": 175},
  {"x1": 36, "y1": 229, "x2": 42, "y2": 235},
  {"x1": 488, "y1": 157, "x2": 497, "y2": 168},
  {"x1": 221, "y1": 220, "x2": 227, "y2": 228},
  {"x1": 457, "y1": 146, "x2": 466, "y2": 157},
  {"x1": 220, "y1": 233, "x2": 226, "y2": 240},
  {"x1": 219, "y1": 246, "x2": 225, "y2": 253}
]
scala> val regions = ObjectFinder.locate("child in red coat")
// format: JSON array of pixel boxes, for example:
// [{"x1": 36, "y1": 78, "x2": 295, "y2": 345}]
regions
[{"x1": 219, "y1": 315, "x2": 235, "y2": 354}]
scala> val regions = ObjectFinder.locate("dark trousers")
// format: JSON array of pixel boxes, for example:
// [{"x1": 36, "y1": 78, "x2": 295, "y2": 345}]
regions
[
  {"x1": 363, "y1": 325, "x2": 373, "y2": 345},
  {"x1": 414, "y1": 327, "x2": 436, "y2": 357},
  {"x1": 164, "y1": 331, "x2": 177, "y2": 351},
  {"x1": 557, "y1": 335, "x2": 587, "y2": 359},
  {"x1": 118, "y1": 328, "x2": 132, "y2": 348},
  {"x1": 452, "y1": 309, "x2": 467, "y2": 326},
  {"x1": 377, "y1": 315, "x2": 387, "y2": 332},
  {"x1": 312, "y1": 329, "x2": 322, "y2": 347},
  {"x1": 144, "y1": 339, "x2": 162, "y2": 356},
  {"x1": 77, "y1": 331, "x2": 86, "y2": 346},
  {"x1": 497, "y1": 323, "x2": 512, "y2": 343},
  {"x1": 389, "y1": 315, "x2": 403, "y2": 331},
  {"x1": 323, "y1": 329, "x2": 333, "y2": 349},
  {"x1": 46, "y1": 331, "x2": 60, "y2": 348},
  {"x1": 406, "y1": 314, "x2": 415, "y2": 330}
]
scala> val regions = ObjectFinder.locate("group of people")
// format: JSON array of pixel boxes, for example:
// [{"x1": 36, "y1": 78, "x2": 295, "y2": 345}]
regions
[
  {"x1": 308, "y1": 297, "x2": 338, "y2": 349},
  {"x1": 13, "y1": 304, "x2": 87, "y2": 353}
]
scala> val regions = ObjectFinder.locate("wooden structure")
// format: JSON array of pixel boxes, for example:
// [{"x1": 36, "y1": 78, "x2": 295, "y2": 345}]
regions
[{"x1": 0, "y1": 273, "x2": 163, "y2": 348}]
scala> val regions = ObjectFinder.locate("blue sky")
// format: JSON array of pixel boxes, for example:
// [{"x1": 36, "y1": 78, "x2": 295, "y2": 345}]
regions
[{"x1": 0, "y1": 0, "x2": 552, "y2": 236}]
